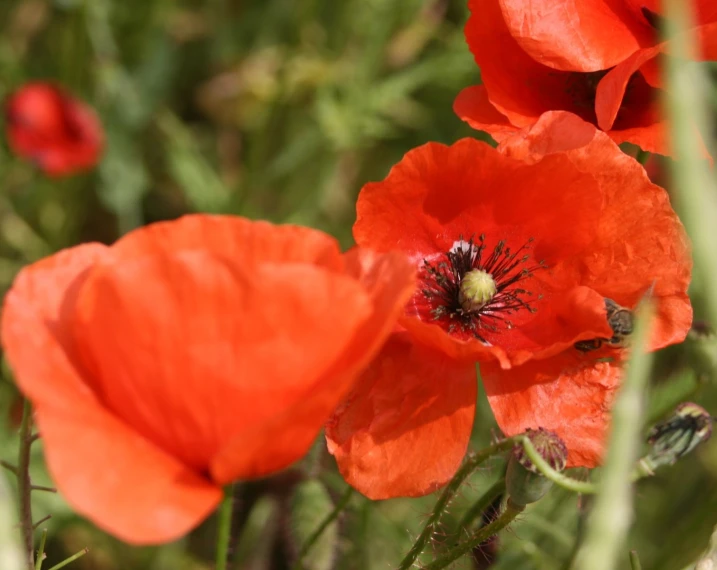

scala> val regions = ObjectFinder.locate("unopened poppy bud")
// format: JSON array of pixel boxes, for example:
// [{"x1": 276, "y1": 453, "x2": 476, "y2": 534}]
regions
[
  {"x1": 645, "y1": 403, "x2": 713, "y2": 469},
  {"x1": 506, "y1": 428, "x2": 567, "y2": 508},
  {"x1": 459, "y1": 269, "x2": 497, "y2": 313}
]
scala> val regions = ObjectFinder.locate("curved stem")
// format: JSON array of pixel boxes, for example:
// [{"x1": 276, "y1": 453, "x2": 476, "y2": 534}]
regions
[
  {"x1": 396, "y1": 437, "x2": 517, "y2": 570},
  {"x1": 292, "y1": 486, "x2": 353, "y2": 570},
  {"x1": 519, "y1": 437, "x2": 598, "y2": 495},
  {"x1": 215, "y1": 485, "x2": 235, "y2": 570},
  {"x1": 421, "y1": 500, "x2": 524, "y2": 570}
]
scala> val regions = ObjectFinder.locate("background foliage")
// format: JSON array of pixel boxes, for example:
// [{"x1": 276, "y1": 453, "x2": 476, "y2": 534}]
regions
[{"x1": 0, "y1": 0, "x2": 715, "y2": 569}]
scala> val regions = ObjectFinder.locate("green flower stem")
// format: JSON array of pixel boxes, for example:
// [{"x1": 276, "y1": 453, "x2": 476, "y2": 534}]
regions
[
  {"x1": 663, "y1": 0, "x2": 717, "y2": 328},
  {"x1": 1, "y1": 461, "x2": 18, "y2": 476},
  {"x1": 455, "y1": 479, "x2": 506, "y2": 533},
  {"x1": 45, "y1": 549, "x2": 89, "y2": 570},
  {"x1": 215, "y1": 484, "x2": 236, "y2": 570},
  {"x1": 292, "y1": 485, "x2": 353, "y2": 570},
  {"x1": 521, "y1": 436, "x2": 679, "y2": 493},
  {"x1": 421, "y1": 500, "x2": 524, "y2": 570},
  {"x1": 18, "y1": 400, "x2": 35, "y2": 570},
  {"x1": 571, "y1": 301, "x2": 655, "y2": 570},
  {"x1": 396, "y1": 437, "x2": 517, "y2": 570},
  {"x1": 629, "y1": 550, "x2": 643, "y2": 570},
  {"x1": 34, "y1": 529, "x2": 47, "y2": 570},
  {"x1": 518, "y1": 437, "x2": 597, "y2": 495}
]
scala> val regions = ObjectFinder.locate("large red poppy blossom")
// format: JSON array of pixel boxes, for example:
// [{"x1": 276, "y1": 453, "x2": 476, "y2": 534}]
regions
[
  {"x1": 453, "y1": 0, "x2": 717, "y2": 155},
  {"x1": 326, "y1": 112, "x2": 692, "y2": 499},
  {"x1": 5, "y1": 82, "x2": 103, "y2": 176},
  {"x1": 1, "y1": 215, "x2": 415, "y2": 544}
]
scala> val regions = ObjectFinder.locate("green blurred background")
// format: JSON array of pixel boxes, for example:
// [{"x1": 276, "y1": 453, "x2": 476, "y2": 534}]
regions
[{"x1": 0, "y1": 1, "x2": 715, "y2": 569}]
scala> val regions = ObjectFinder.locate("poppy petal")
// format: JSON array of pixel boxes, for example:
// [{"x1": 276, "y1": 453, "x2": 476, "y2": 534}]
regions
[
  {"x1": 73, "y1": 250, "x2": 374, "y2": 473},
  {"x1": 108, "y1": 214, "x2": 345, "y2": 271},
  {"x1": 1, "y1": 244, "x2": 108, "y2": 409},
  {"x1": 498, "y1": 0, "x2": 652, "y2": 71},
  {"x1": 211, "y1": 248, "x2": 417, "y2": 482},
  {"x1": 453, "y1": 85, "x2": 520, "y2": 142},
  {"x1": 326, "y1": 333, "x2": 477, "y2": 499},
  {"x1": 481, "y1": 351, "x2": 622, "y2": 467},
  {"x1": 498, "y1": 111, "x2": 692, "y2": 348},
  {"x1": 464, "y1": 0, "x2": 584, "y2": 126},
  {"x1": 0, "y1": 244, "x2": 221, "y2": 544},
  {"x1": 595, "y1": 46, "x2": 662, "y2": 132},
  {"x1": 36, "y1": 403, "x2": 222, "y2": 545},
  {"x1": 608, "y1": 122, "x2": 670, "y2": 156}
]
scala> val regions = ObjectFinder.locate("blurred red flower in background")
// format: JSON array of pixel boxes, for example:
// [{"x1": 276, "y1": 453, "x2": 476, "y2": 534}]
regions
[
  {"x1": 1, "y1": 215, "x2": 415, "y2": 544},
  {"x1": 5, "y1": 82, "x2": 103, "y2": 176},
  {"x1": 326, "y1": 112, "x2": 692, "y2": 499},
  {"x1": 454, "y1": 0, "x2": 717, "y2": 155}
]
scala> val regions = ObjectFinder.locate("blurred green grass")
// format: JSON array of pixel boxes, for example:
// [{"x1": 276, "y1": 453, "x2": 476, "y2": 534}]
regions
[{"x1": 0, "y1": 1, "x2": 716, "y2": 569}]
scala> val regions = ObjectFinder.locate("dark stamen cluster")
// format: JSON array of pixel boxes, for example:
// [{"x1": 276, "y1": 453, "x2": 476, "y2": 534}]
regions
[{"x1": 420, "y1": 234, "x2": 545, "y2": 341}]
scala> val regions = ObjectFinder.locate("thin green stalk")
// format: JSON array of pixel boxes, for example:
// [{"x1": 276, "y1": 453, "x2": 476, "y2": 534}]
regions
[
  {"x1": 629, "y1": 550, "x2": 643, "y2": 570},
  {"x1": 421, "y1": 500, "x2": 524, "y2": 570},
  {"x1": 18, "y1": 400, "x2": 35, "y2": 570},
  {"x1": 215, "y1": 485, "x2": 235, "y2": 570},
  {"x1": 519, "y1": 434, "x2": 674, "y2": 493},
  {"x1": 45, "y1": 549, "x2": 89, "y2": 570},
  {"x1": 519, "y1": 437, "x2": 597, "y2": 495},
  {"x1": 571, "y1": 301, "x2": 655, "y2": 570},
  {"x1": 663, "y1": 0, "x2": 717, "y2": 328},
  {"x1": 455, "y1": 479, "x2": 506, "y2": 534},
  {"x1": 1, "y1": 461, "x2": 18, "y2": 475},
  {"x1": 396, "y1": 437, "x2": 517, "y2": 570},
  {"x1": 292, "y1": 485, "x2": 353, "y2": 570},
  {"x1": 34, "y1": 529, "x2": 47, "y2": 570}
]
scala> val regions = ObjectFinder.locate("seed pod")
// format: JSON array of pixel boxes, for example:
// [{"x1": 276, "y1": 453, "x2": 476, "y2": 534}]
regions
[{"x1": 506, "y1": 428, "x2": 568, "y2": 508}]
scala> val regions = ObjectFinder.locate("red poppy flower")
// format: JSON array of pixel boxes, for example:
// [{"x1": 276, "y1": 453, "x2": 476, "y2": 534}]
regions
[
  {"x1": 326, "y1": 112, "x2": 692, "y2": 499},
  {"x1": 5, "y1": 82, "x2": 103, "y2": 176},
  {"x1": 1, "y1": 214, "x2": 415, "y2": 544},
  {"x1": 453, "y1": 0, "x2": 717, "y2": 155}
]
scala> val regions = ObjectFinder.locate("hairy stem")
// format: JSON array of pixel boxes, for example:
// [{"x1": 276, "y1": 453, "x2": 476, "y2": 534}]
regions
[
  {"x1": 455, "y1": 479, "x2": 505, "y2": 534},
  {"x1": 396, "y1": 437, "x2": 516, "y2": 570},
  {"x1": 421, "y1": 500, "x2": 524, "y2": 570}
]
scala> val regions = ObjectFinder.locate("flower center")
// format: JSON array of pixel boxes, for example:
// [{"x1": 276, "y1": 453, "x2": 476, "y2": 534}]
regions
[
  {"x1": 459, "y1": 269, "x2": 497, "y2": 313},
  {"x1": 419, "y1": 235, "x2": 544, "y2": 342}
]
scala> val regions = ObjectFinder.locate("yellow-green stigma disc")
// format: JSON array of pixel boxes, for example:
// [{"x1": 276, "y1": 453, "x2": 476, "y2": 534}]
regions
[{"x1": 459, "y1": 269, "x2": 497, "y2": 313}]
